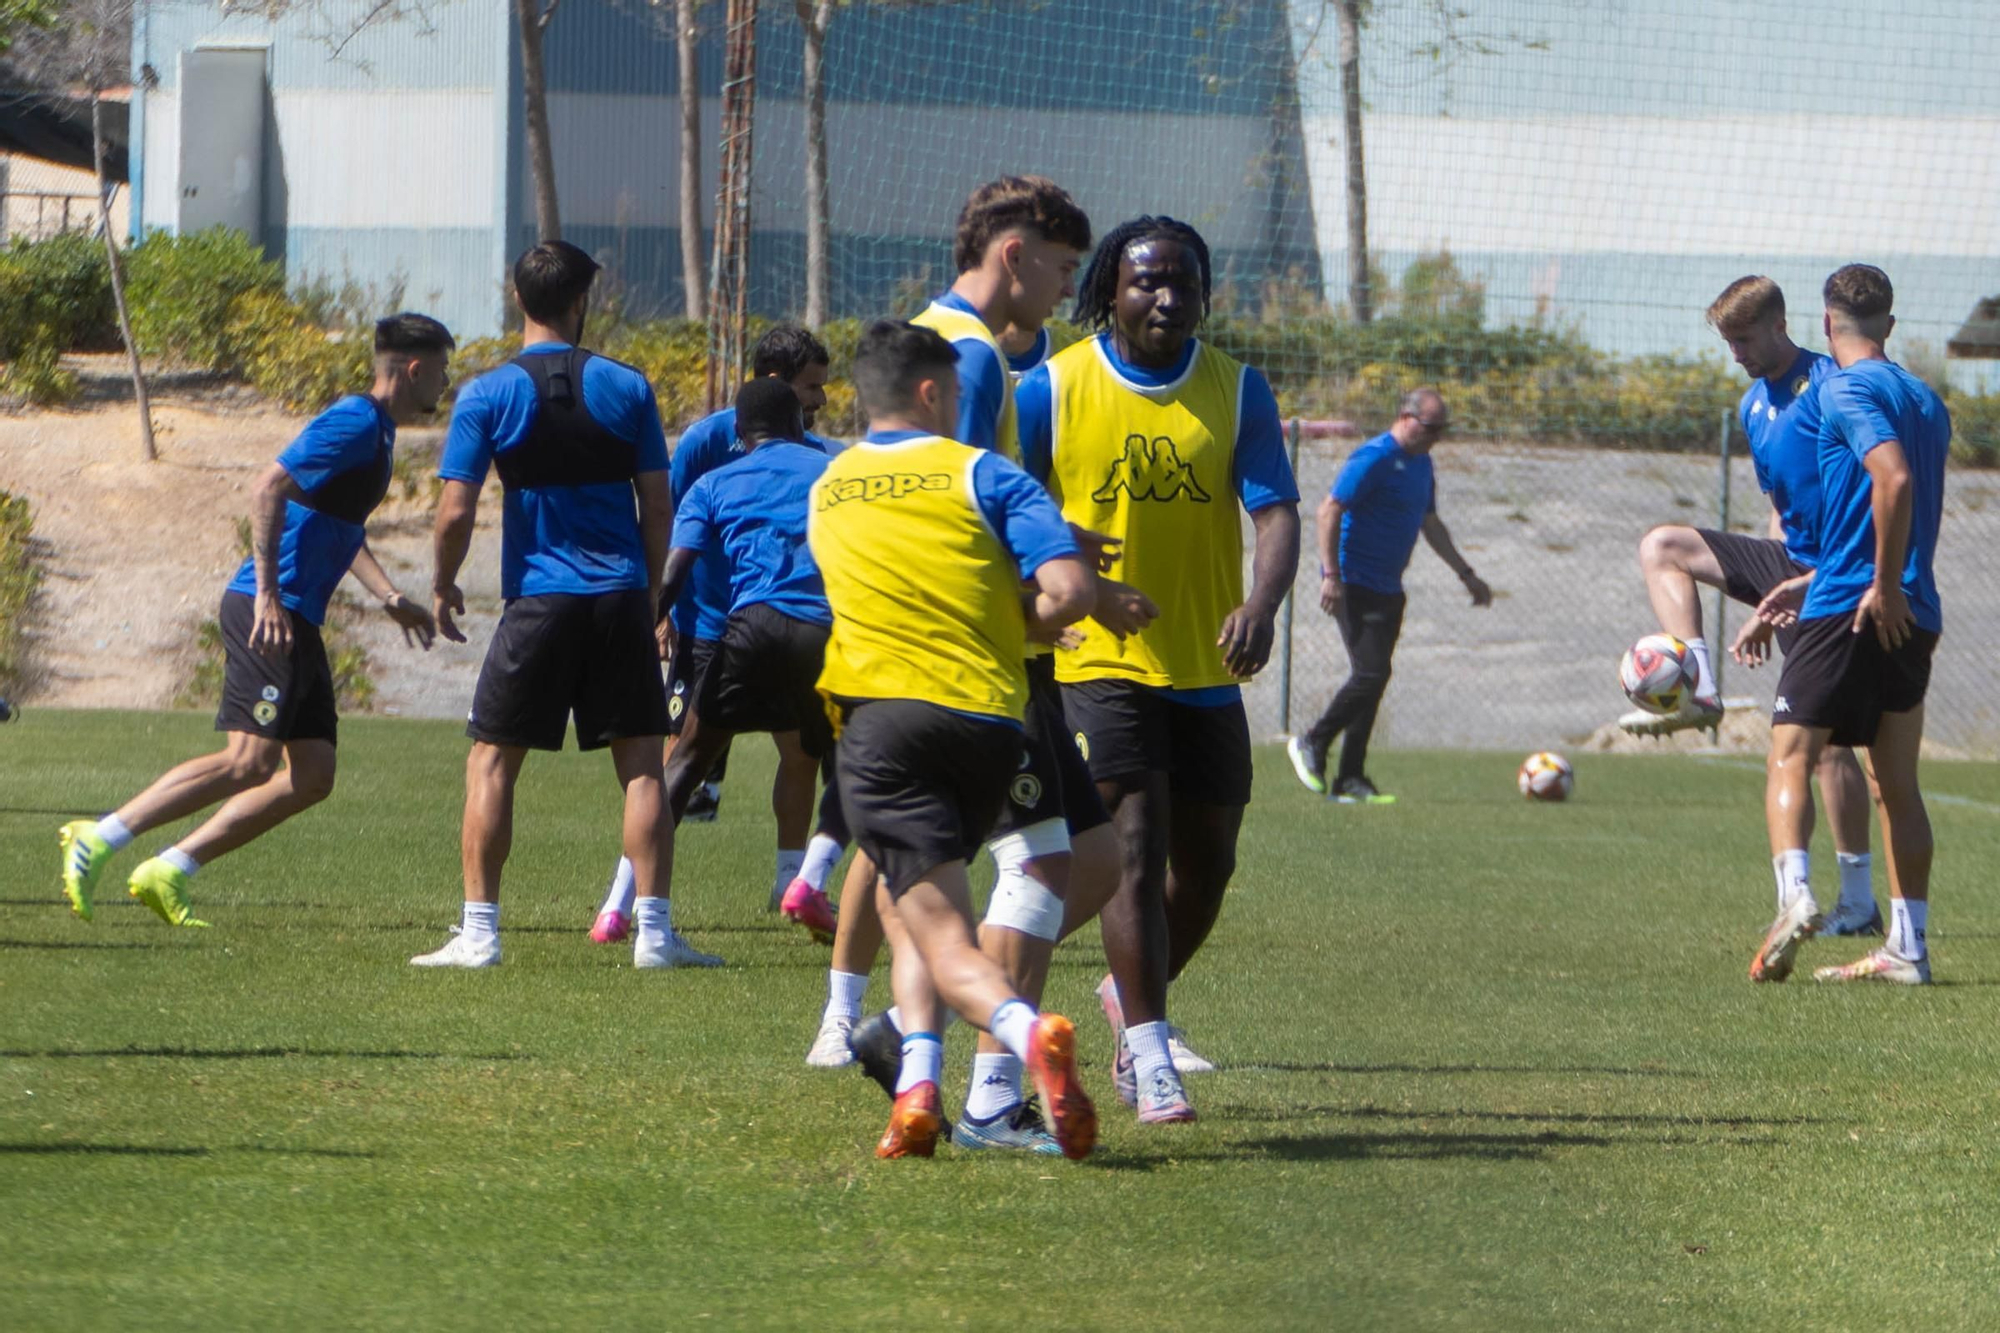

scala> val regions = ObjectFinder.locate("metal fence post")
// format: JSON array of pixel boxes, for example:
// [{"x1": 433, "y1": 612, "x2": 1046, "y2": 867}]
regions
[
  {"x1": 1276, "y1": 417, "x2": 1302, "y2": 733},
  {"x1": 1713, "y1": 405, "x2": 1733, "y2": 701}
]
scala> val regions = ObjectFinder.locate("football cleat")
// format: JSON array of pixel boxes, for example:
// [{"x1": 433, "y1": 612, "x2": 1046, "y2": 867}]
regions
[
  {"x1": 1167, "y1": 1027, "x2": 1216, "y2": 1074},
  {"x1": 683, "y1": 782, "x2": 722, "y2": 825},
  {"x1": 1618, "y1": 695, "x2": 1724, "y2": 738},
  {"x1": 126, "y1": 859, "x2": 210, "y2": 929},
  {"x1": 1285, "y1": 737, "x2": 1328, "y2": 796},
  {"x1": 1024, "y1": 1013, "x2": 1096, "y2": 1161},
  {"x1": 779, "y1": 879, "x2": 838, "y2": 944},
  {"x1": 58, "y1": 820, "x2": 115, "y2": 922},
  {"x1": 1096, "y1": 974, "x2": 1138, "y2": 1107},
  {"x1": 1333, "y1": 775, "x2": 1396, "y2": 805},
  {"x1": 1819, "y1": 901, "x2": 1885, "y2": 938},
  {"x1": 411, "y1": 930, "x2": 500, "y2": 968},
  {"x1": 846, "y1": 1010, "x2": 904, "y2": 1100},
  {"x1": 1749, "y1": 895, "x2": 1821, "y2": 983},
  {"x1": 589, "y1": 909, "x2": 631, "y2": 944},
  {"x1": 805, "y1": 1013, "x2": 857, "y2": 1068},
  {"x1": 634, "y1": 931, "x2": 724, "y2": 969},
  {"x1": 1136, "y1": 1066, "x2": 1197, "y2": 1125},
  {"x1": 950, "y1": 1096, "x2": 1064, "y2": 1155},
  {"x1": 875, "y1": 1082, "x2": 943, "y2": 1159},
  {"x1": 1814, "y1": 948, "x2": 1930, "y2": 985}
]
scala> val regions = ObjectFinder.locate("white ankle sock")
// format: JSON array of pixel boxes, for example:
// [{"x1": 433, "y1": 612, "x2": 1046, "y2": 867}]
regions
[
  {"x1": 886, "y1": 1006, "x2": 957, "y2": 1036},
  {"x1": 634, "y1": 895, "x2": 671, "y2": 938},
  {"x1": 825, "y1": 969, "x2": 868, "y2": 1022},
  {"x1": 1773, "y1": 849, "x2": 1811, "y2": 913},
  {"x1": 601, "y1": 857, "x2": 636, "y2": 917},
  {"x1": 95, "y1": 815, "x2": 134, "y2": 850},
  {"x1": 1890, "y1": 898, "x2": 1927, "y2": 959},
  {"x1": 799, "y1": 834, "x2": 843, "y2": 892},
  {"x1": 965, "y1": 1052, "x2": 1022, "y2": 1120},
  {"x1": 1126, "y1": 1020, "x2": 1174, "y2": 1088},
  {"x1": 988, "y1": 999, "x2": 1037, "y2": 1063},
  {"x1": 895, "y1": 1033, "x2": 943, "y2": 1093},
  {"x1": 1835, "y1": 852, "x2": 1873, "y2": 913},
  {"x1": 1686, "y1": 637, "x2": 1718, "y2": 701},
  {"x1": 461, "y1": 901, "x2": 499, "y2": 939},
  {"x1": 160, "y1": 847, "x2": 200, "y2": 878},
  {"x1": 775, "y1": 849, "x2": 805, "y2": 896}
]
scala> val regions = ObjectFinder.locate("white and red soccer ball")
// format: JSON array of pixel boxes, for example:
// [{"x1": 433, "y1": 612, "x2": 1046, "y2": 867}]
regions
[
  {"x1": 1619, "y1": 633, "x2": 1693, "y2": 715},
  {"x1": 1518, "y1": 751, "x2": 1574, "y2": 801}
]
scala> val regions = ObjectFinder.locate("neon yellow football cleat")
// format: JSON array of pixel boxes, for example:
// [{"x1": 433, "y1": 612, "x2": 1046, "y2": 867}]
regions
[
  {"x1": 127, "y1": 858, "x2": 210, "y2": 929},
  {"x1": 58, "y1": 820, "x2": 115, "y2": 922}
]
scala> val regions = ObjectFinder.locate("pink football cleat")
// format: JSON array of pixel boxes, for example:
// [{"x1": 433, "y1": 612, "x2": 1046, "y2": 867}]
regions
[
  {"x1": 589, "y1": 910, "x2": 631, "y2": 944},
  {"x1": 779, "y1": 879, "x2": 838, "y2": 945}
]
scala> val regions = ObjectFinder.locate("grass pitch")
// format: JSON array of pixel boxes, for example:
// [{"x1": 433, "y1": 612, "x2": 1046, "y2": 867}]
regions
[{"x1": 6, "y1": 711, "x2": 2000, "y2": 1330}]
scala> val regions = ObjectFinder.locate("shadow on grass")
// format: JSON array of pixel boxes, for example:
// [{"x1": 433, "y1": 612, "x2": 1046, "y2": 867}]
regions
[
  {"x1": 0, "y1": 938, "x2": 157, "y2": 950},
  {"x1": 1234, "y1": 1060, "x2": 1697, "y2": 1079},
  {"x1": 1092, "y1": 1124, "x2": 1785, "y2": 1169},
  {"x1": 0, "y1": 1045, "x2": 529, "y2": 1061},
  {"x1": 1223, "y1": 1103, "x2": 1818, "y2": 1129},
  {"x1": 1, "y1": 1143, "x2": 380, "y2": 1159}
]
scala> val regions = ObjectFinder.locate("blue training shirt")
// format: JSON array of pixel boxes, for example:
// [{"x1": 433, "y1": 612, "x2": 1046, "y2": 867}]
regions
[
  {"x1": 1800, "y1": 358, "x2": 1951, "y2": 632},
  {"x1": 672, "y1": 441, "x2": 833, "y2": 627},
  {"x1": 1741, "y1": 347, "x2": 1835, "y2": 566},
  {"x1": 438, "y1": 342, "x2": 669, "y2": 600},
  {"x1": 669, "y1": 407, "x2": 836, "y2": 640},
  {"x1": 1006, "y1": 326, "x2": 1051, "y2": 382},
  {"x1": 1017, "y1": 334, "x2": 1299, "y2": 706},
  {"x1": 227, "y1": 395, "x2": 394, "y2": 626},
  {"x1": 935, "y1": 291, "x2": 1010, "y2": 454},
  {"x1": 1332, "y1": 431, "x2": 1435, "y2": 596}
]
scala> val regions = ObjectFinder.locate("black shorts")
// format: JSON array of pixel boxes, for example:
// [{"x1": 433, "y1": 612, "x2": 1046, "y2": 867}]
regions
[
  {"x1": 991, "y1": 655, "x2": 1111, "y2": 840},
  {"x1": 834, "y1": 698, "x2": 1025, "y2": 896},
  {"x1": 1773, "y1": 613, "x2": 1939, "y2": 748},
  {"x1": 666, "y1": 634, "x2": 720, "y2": 738},
  {"x1": 1061, "y1": 677, "x2": 1253, "y2": 806},
  {"x1": 1697, "y1": 529, "x2": 1808, "y2": 608},
  {"x1": 696, "y1": 603, "x2": 833, "y2": 757},
  {"x1": 214, "y1": 590, "x2": 339, "y2": 744},
  {"x1": 467, "y1": 589, "x2": 671, "y2": 752}
]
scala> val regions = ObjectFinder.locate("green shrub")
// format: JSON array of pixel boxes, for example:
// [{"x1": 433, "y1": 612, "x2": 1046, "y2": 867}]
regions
[
  {"x1": 1949, "y1": 391, "x2": 2000, "y2": 468},
  {"x1": 226, "y1": 289, "x2": 372, "y2": 413},
  {"x1": 0, "y1": 491, "x2": 41, "y2": 692},
  {"x1": 127, "y1": 227, "x2": 285, "y2": 371},
  {"x1": 0, "y1": 231, "x2": 114, "y2": 360},
  {"x1": 0, "y1": 342, "x2": 80, "y2": 406}
]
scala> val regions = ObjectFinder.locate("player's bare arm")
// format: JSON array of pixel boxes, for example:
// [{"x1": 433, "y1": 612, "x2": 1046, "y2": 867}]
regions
[
  {"x1": 636, "y1": 469, "x2": 674, "y2": 615},
  {"x1": 347, "y1": 540, "x2": 435, "y2": 649},
  {"x1": 1024, "y1": 555, "x2": 1094, "y2": 636},
  {"x1": 1219, "y1": 502, "x2": 1301, "y2": 676},
  {"x1": 1316, "y1": 495, "x2": 1344, "y2": 614},
  {"x1": 1420, "y1": 512, "x2": 1491, "y2": 606},
  {"x1": 1754, "y1": 571, "x2": 1814, "y2": 628},
  {"x1": 248, "y1": 461, "x2": 307, "y2": 657},
  {"x1": 1856, "y1": 439, "x2": 1915, "y2": 649},
  {"x1": 431, "y1": 478, "x2": 481, "y2": 643},
  {"x1": 654, "y1": 545, "x2": 700, "y2": 664}
]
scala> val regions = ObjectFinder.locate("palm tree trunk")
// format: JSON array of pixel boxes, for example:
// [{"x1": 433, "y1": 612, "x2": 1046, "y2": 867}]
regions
[
  {"x1": 516, "y1": 0, "x2": 563, "y2": 241},
  {"x1": 1335, "y1": 0, "x2": 1370, "y2": 323},
  {"x1": 678, "y1": 0, "x2": 706, "y2": 320},
  {"x1": 798, "y1": 0, "x2": 832, "y2": 328}
]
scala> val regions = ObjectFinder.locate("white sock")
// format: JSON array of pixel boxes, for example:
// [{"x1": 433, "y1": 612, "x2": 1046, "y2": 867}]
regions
[
  {"x1": 1127, "y1": 1019, "x2": 1175, "y2": 1088},
  {"x1": 634, "y1": 895, "x2": 672, "y2": 939},
  {"x1": 1889, "y1": 898, "x2": 1928, "y2": 960},
  {"x1": 886, "y1": 1006, "x2": 957, "y2": 1036},
  {"x1": 775, "y1": 848, "x2": 805, "y2": 897},
  {"x1": 600, "y1": 857, "x2": 636, "y2": 917},
  {"x1": 988, "y1": 999, "x2": 1037, "y2": 1063},
  {"x1": 1686, "y1": 637, "x2": 1718, "y2": 701},
  {"x1": 965, "y1": 1052, "x2": 1023, "y2": 1120},
  {"x1": 1835, "y1": 852, "x2": 1874, "y2": 914},
  {"x1": 895, "y1": 1033, "x2": 943, "y2": 1093},
  {"x1": 799, "y1": 834, "x2": 843, "y2": 892},
  {"x1": 461, "y1": 900, "x2": 499, "y2": 940},
  {"x1": 825, "y1": 969, "x2": 868, "y2": 1022},
  {"x1": 1773, "y1": 849, "x2": 1812, "y2": 913},
  {"x1": 160, "y1": 847, "x2": 201, "y2": 878},
  {"x1": 95, "y1": 814, "x2": 135, "y2": 850}
]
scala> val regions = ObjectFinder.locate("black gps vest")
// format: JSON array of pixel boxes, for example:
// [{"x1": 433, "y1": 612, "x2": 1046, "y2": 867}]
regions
[
  {"x1": 297, "y1": 397, "x2": 393, "y2": 525},
  {"x1": 494, "y1": 348, "x2": 640, "y2": 491}
]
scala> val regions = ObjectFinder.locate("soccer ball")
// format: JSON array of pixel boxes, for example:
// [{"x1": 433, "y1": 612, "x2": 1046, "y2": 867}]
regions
[
  {"x1": 1619, "y1": 633, "x2": 1692, "y2": 715},
  {"x1": 1518, "y1": 751, "x2": 1574, "y2": 801}
]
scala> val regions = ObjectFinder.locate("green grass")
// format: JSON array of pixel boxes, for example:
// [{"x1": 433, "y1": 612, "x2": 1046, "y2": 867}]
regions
[{"x1": 6, "y1": 712, "x2": 2000, "y2": 1330}]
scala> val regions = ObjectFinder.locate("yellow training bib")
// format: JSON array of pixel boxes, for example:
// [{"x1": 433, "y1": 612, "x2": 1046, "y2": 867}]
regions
[
  {"x1": 1046, "y1": 337, "x2": 1246, "y2": 689},
  {"x1": 912, "y1": 299, "x2": 1020, "y2": 463}
]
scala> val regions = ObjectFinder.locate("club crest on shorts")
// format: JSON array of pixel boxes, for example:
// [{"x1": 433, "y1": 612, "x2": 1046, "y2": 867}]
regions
[
  {"x1": 1792, "y1": 375, "x2": 1811, "y2": 397},
  {"x1": 260, "y1": 685, "x2": 281, "y2": 702},
  {"x1": 1010, "y1": 773, "x2": 1043, "y2": 808},
  {"x1": 252, "y1": 701, "x2": 278, "y2": 726},
  {"x1": 668, "y1": 694, "x2": 685, "y2": 721},
  {"x1": 1074, "y1": 731, "x2": 1090, "y2": 761}
]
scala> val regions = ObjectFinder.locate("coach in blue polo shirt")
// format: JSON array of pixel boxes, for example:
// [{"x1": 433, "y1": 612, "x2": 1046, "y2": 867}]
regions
[
  {"x1": 1288, "y1": 388, "x2": 1491, "y2": 804},
  {"x1": 417, "y1": 240, "x2": 715, "y2": 973}
]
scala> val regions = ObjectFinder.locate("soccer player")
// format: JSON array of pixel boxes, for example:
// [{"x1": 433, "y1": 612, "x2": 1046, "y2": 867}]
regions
[
  {"x1": 1619, "y1": 277, "x2": 1881, "y2": 937},
  {"x1": 1017, "y1": 216, "x2": 1302, "y2": 1122},
  {"x1": 417, "y1": 241, "x2": 710, "y2": 970},
  {"x1": 653, "y1": 378, "x2": 845, "y2": 936},
  {"x1": 589, "y1": 327, "x2": 844, "y2": 944},
  {"x1": 57, "y1": 314, "x2": 453, "y2": 928},
  {"x1": 1285, "y1": 388, "x2": 1491, "y2": 804},
  {"x1": 809, "y1": 319, "x2": 1097, "y2": 1160},
  {"x1": 1746, "y1": 265, "x2": 1949, "y2": 985}
]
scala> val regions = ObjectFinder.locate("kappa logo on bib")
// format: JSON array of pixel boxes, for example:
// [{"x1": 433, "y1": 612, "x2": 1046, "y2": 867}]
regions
[{"x1": 1092, "y1": 434, "x2": 1211, "y2": 504}]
